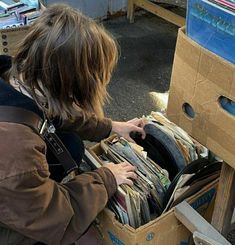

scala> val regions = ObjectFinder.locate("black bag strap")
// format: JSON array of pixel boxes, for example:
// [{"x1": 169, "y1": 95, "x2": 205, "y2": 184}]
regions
[
  {"x1": 0, "y1": 105, "x2": 78, "y2": 175},
  {"x1": 43, "y1": 130, "x2": 79, "y2": 174}
]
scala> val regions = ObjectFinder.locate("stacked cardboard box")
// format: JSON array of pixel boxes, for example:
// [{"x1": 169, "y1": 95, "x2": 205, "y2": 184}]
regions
[{"x1": 167, "y1": 27, "x2": 235, "y2": 170}]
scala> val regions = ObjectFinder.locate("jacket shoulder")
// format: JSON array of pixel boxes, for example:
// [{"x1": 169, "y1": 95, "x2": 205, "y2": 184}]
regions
[{"x1": 0, "y1": 122, "x2": 48, "y2": 180}]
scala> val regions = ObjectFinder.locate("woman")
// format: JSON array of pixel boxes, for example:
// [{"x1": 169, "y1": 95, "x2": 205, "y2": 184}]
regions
[{"x1": 0, "y1": 4, "x2": 145, "y2": 245}]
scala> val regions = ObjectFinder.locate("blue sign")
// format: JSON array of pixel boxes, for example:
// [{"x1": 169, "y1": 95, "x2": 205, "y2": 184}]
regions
[
  {"x1": 191, "y1": 188, "x2": 216, "y2": 210},
  {"x1": 179, "y1": 242, "x2": 189, "y2": 245},
  {"x1": 108, "y1": 231, "x2": 126, "y2": 245}
]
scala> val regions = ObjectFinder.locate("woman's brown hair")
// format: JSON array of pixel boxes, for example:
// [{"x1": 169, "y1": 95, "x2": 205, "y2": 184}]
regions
[{"x1": 11, "y1": 4, "x2": 118, "y2": 119}]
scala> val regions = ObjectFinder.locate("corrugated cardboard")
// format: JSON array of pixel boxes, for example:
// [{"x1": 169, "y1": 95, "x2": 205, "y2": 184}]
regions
[
  {"x1": 0, "y1": 26, "x2": 29, "y2": 56},
  {"x1": 167, "y1": 27, "x2": 235, "y2": 169},
  {"x1": 96, "y1": 181, "x2": 217, "y2": 245},
  {"x1": 89, "y1": 143, "x2": 218, "y2": 245}
]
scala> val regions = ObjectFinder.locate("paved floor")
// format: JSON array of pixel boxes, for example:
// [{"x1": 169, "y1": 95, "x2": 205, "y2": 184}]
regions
[{"x1": 103, "y1": 10, "x2": 180, "y2": 121}]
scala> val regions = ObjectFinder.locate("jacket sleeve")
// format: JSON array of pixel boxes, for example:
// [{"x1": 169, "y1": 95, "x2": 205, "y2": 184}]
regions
[
  {"x1": 60, "y1": 108, "x2": 112, "y2": 142},
  {"x1": 0, "y1": 123, "x2": 117, "y2": 245}
]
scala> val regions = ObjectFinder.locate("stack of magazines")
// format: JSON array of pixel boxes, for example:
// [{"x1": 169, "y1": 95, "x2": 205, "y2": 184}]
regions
[
  {"x1": 86, "y1": 112, "x2": 222, "y2": 228},
  {"x1": 0, "y1": 0, "x2": 41, "y2": 29}
]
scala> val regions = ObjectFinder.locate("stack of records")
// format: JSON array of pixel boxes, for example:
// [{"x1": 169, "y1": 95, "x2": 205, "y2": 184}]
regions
[
  {"x1": 133, "y1": 112, "x2": 208, "y2": 180},
  {"x1": 86, "y1": 112, "x2": 222, "y2": 228},
  {"x1": 98, "y1": 136, "x2": 171, "y2": 228}
]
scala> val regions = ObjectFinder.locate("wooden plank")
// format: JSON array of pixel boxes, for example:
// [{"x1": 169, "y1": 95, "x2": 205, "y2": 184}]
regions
[
  {"x1": 127, "y1": 0, "x2": 135, "y2": 23},
  {"x1": 211, "y1": 163, "x2": 235, "y2": 235},
  {"x1": 175, "y1": 201, "x2": 231, "y2": 245},
  {"x1": 133, "y1": 0, "x2": 185, "y2": 27},
  {"x1": 193, "y1": 231, "x2": 225, "y2": 245}
]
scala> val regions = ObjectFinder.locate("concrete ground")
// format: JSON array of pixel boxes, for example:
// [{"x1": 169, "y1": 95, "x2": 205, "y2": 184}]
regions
[{"x1": 103, "y1": 10, "x2": 180, "y2": 121}]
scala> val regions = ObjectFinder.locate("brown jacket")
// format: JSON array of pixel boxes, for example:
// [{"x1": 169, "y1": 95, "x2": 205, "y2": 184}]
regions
[
  {"x1": 0, "y1": 120, "x2": 117, "y2": 244},
  {"x1": 61, "y1": 108, "x2": 112, "y2": 142}
]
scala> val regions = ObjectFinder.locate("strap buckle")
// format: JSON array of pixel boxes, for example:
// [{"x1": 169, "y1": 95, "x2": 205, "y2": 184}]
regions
[{"x1": 39, "y1": 119, "x2": 56, "y2": 135}]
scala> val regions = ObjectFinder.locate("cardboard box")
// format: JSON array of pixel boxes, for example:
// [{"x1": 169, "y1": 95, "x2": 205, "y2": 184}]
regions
[
  {"x1": 96, "y1": 181, "x2": 217, "y2": 245},
  {"x1": 0, "y1": 25, "x2": 29, "y2": 56},
  {"x1": 187, "y1": 0, "x2": 235, "y2": 64},
  {"x1": 167, "y1": 27, "x2": 235, "y2": 169},
  {"x1": 89, "y1": 142, "x2": 218, "y2": 245}
]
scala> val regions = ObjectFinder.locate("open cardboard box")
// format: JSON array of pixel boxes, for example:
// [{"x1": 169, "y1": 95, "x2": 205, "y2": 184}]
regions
[
  {"x1": 167, "y1": 27, "x2": 235, "y2": 169},
  {"x1": 88, "y1": 139, "x2": 218, "y2": 245}
]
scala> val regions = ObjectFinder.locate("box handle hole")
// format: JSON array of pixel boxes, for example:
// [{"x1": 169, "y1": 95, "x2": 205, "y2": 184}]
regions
[
  {"x1": 182, "y1": 102, "x2": 195, "y2": 118},
  {"x1": 219, "y1": 96, "x2": 235, "y2": 116}
]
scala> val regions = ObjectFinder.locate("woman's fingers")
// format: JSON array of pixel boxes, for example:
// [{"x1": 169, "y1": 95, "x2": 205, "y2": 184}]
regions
[
  {"x1": 131, "y1": 125, "x2": 146, "y2": 139},
  {"x1": 119, "y1": 161, "x2": 130, "y2": 167},
  {"x1": 125, "y1": 171, "x2": 137, "y2": 180},
  {"x1": 104, "y1": 162, "x2": 137, "y2": 186},
  {"x1": 128, "y1": 118, "x2": 145, "y2": 128},
  {"x1": 122, "y1": 178, "x2": 134, "y2": 186},
  {"x1": 127, "y1": 118, "x2": 139, "y2": 124},
  {"x1": 120, "y1": 162, "x2": 136, "y2": 171},
  {"x1": 111, "y1": 120, "x2": 146, "y2": 141},
  {"x1": 120, "y1": 162, "x2": 137, "y2": 181}
]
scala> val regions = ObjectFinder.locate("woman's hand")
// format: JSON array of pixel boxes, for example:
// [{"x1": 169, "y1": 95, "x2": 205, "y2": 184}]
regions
[
  {"x1": 112, "y1": 118, "x2": 146, "y2": 143},
  {"x1": 104, "y1": 162, "x2": 137, "y2": 186}
]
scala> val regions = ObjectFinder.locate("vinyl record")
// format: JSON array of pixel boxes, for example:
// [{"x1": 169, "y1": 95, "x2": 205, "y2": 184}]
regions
[{"x1": 132, "y1": 123, "x2": 187, "y2": 180}]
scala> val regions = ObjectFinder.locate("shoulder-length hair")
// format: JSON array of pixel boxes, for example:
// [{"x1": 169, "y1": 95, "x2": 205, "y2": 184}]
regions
[{"x1": 11, "y1": 4, "x2": 118, "y2": 119}]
